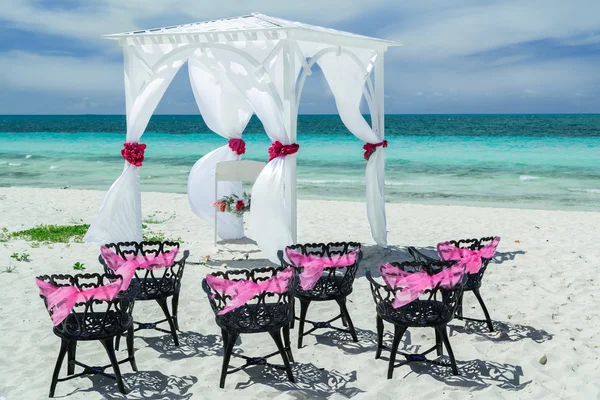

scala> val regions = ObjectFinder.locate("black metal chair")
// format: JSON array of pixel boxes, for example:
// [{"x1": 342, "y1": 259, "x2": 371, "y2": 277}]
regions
[
  {"x1": 202, "y1": 266, "x2": 295, "y2": 388},
  {"x1": 278, "y1": 242, "x2": 362, "y2": 348},
  {"x1": 366, "y1": 260, "x2": 465, "y2": 378},
  {"x1": 99, "y1": 241, "x2": 190, "y2": 346},
  {"x1": 408, "y1": 236, "x2": 499, "y2": 332},
  {"x1": 36, "y1": 273, "x2": 139, "y2": 397}
]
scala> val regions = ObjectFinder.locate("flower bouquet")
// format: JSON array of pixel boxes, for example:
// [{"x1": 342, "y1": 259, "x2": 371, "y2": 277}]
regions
[{"x1": 212, "y1": 192, "x2": 251, "y2": 218}]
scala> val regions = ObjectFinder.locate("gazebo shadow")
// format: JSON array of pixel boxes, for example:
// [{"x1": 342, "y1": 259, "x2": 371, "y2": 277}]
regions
[
  {"x1": 235, "y1": 362, "x2": 363, "y2": 398},
  {"x1": 140, "y1": 331, "x2": 227, "y2": 360},
  {"x1": 69, "y1": 370, "x2": 197, "y2": 400},
  {"x1": 449, "y1": 320, "x2": 553, "y2": 343}
]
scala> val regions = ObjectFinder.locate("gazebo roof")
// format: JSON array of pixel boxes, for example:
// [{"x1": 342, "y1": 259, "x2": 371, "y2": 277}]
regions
[{"x1": 103, "y1": 12, "x2": 402, "y2": 50}]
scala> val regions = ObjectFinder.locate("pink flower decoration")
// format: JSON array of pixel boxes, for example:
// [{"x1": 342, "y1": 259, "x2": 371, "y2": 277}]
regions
[
  {"x1": 235, "y1": 199, "x2": 245, "y2": 210},
  {"x1": 228, "y1": 138, "x2": 246, "y2": 155},
  {"x1": 363, "y1": 140, "x2": 387, "y2": 161},
  {"x1": 121, "y1": 142, "x2": 147, "y2": 167},
  {"x1": 268, "y1": 141, "x2": 299, "y2": 162}
]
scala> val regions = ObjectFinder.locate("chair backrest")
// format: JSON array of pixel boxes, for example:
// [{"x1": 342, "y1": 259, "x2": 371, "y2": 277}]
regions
[
  {"x1": 99, "y1": 241, "x2": 189, "y2": 296},
  {"x1": 447, "y1": 236, "x2": 499, "y2": 273},
  {"x1": 278, "y1": 241, "x2": 362, "y2": 296},
  {"x1": 36, "y1": 273, "x2": 138, "y2": 337},
  {"x1": 366, "y1": 260, "x2": 464, "y2": 321},
  {"x1": 202, "y1": 266, "x2": 294, "y2": 331},
  {"x1": 215, "y1": 160, "x2": 265, "y2": 182}
]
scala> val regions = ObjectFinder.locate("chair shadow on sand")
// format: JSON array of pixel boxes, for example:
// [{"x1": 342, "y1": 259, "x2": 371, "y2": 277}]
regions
[
  {"x1": 315, "y1": 326, "x2": 531, "y2": 391},
  {"x1": 235, "y1": 362, "x2": 363, "y2": 399},
  {"x1": 71, "y1": 370, "x2": 197, "y2": 400},
  {"x1": 140, "y1": 331, "x2": 249, "y2": 361},
  {"x1": 450, "y1": 320, "x2": 553, "y2": 343}
]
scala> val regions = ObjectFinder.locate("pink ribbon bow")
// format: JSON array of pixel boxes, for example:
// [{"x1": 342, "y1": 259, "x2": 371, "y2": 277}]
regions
[
  {"x1": 206, "y1": 267, "x2": 294, "y2": 315},
  {"x1": 380, "y1": 262, "x2": 466, "y2": 308},
  {"x1": 268, "y1": 141, "x2": 299, "y2": 162},
  {"x1": 100, "y1": 246, "x2": 179, "y2": 290},
  {"x1": 437, "y1": 236, "x2": 501, "y2": 274},
  {"x1": 285, "y1": 249, "x2": 360, "y2": 291},
  {"x1": 35, "y1": 278, "x2": 123, "y2": 326}
]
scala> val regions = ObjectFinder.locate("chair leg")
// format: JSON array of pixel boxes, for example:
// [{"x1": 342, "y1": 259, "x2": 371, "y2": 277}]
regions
[
  {"x1": 439, "y1": 325, "x2": 459, "y2": 375},
  {"x1": 473, "y1": 289, "x2": 494, "y2": 332},
  {"x1": 375, "y1": 315, "x2": 384, "y2": 359},
  {"x1": 171, "y1": 292, "x2": 180, "y2": 331},
  {"x1": 456, "y1": 292, "x2": 464, "y2": 319},
  {"x1": 67, "y1": 340, "x2": 77, "y2": 376},
  {"x1": 49, "y1": 338, "x2": 69, "y2": 398},
  {"x1": 115, "y1": 333, "x2": 122, "y2": 352},
  {"x1": 126, "y1": 327, "x2": 138, "y2": 372},
  {"x1": 282, "y1": 324, "x2": 294, "y2": 362},
  {"x1": 387, "y1": 325, "x2": 407, "y2": 379},
  {"x1": 219, "y1": 331, "x2": 237, "y2": 388},
  {"x1": 156, "y1": 297, "x2": 179, "y2": 346},
  {"x1": 335, "y1": 297, "x2": 358, "y2": 342},
  {"x1": 435, "y1": 327, "x2": 443, "y2": 356},
  {"x1": 101, "y1": 338, "x2": 127, "y2": 394},
  {"x1": 290, "y1": 296, "x2": 295, "y2": 329},
  {"x1": 297, "y1": 298, "x2": 311, "y2": 349},
  {"x1": 269, "y1": 329, "x2": 295, "y2": 383}
]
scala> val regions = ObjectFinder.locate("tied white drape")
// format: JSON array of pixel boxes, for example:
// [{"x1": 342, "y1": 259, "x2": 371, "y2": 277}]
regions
[
  {"x1": 203, "y1": 47, "x2": 296, "y2": 262},
  {"x1": 318, "y1": 51, "x2": 388, "y2": 246},
  {"x1": 187, "y1": 53, "x2": 253, "y2": 240},
  {"x1": 84, "y1": 45, "x2": 186, "y2": 245}
]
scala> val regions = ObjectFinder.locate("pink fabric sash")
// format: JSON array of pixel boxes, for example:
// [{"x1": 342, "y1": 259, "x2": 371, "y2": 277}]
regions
[
  {"x1": 100, "y1": 246, "x2": 179, "y2": 290},
  {"x1": 206, "y1": 267, "x2": 294, "y2": 315},
  {"x1": 437, "y1": 236, "x2": 501, "y2": 274},
  {"x1": 35, "y1": 278, "x2": 122, "y2": 326},
  {"x1": 380, "y1": 262, "x2": 466, "y2": 308},
  {"x1": 285, "y1": 249, "x2": 360, "y2": 291}
]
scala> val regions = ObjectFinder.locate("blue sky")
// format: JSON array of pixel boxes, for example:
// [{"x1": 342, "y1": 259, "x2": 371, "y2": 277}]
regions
[{"x1": 0, "y1": 0, "x2": 599, "y2": 114}]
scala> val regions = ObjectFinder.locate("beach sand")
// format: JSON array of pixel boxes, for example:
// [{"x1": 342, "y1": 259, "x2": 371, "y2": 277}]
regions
[{"x1": 0, "y1": 187, "x2": 598, "y2": 399}]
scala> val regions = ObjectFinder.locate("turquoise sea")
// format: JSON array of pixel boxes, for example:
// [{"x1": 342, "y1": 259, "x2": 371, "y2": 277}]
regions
[{"x1": 1, "y1": 114, "x2": 599, "y2": 211}]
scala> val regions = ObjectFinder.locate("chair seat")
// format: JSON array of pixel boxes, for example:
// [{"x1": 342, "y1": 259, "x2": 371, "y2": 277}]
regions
[
  {"x1": 377, "y1": 300, "x2": 454, "y2": 327},
  {"x1": 215, "y1": 303, "x2": 292, "y2": 334},
  {"x1": 134, "y1": 277, "x2": 179, "y2": 300},
  {"x1": 53, "y1": 311, "x2": 133, "y2": 341},
  {"x1": 294, "y1": 275, "x2": 353, "y2": 301}
]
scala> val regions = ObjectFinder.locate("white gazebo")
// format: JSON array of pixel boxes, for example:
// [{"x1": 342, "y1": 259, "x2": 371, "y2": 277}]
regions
[{"x1": 84, "y1": 12, "x2": 401, "y2": 262}]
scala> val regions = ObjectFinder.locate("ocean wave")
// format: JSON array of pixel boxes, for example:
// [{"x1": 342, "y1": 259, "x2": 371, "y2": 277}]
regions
[
  {"x1": 298, "y1": 179, "x2": 362, "y2": 185},
  {"x1": 49, "y1": 165, "x2": 59, "y2": 170},
  {"x1": 25, "y1": 154, "x2": 32, "y2": 159},
  {"x1": 519, "y1": 175, "x2": 539, "y2": 181},
  {"x1": 8, "y1": 162, "x2": 21, "y2": 167},
  {"x1": 568, "y1": 188, "x2": 600, "y2": 194}
]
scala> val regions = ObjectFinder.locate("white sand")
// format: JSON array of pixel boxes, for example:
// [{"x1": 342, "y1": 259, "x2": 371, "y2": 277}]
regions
[{"x1": 0, "y1": 187, "x2": 599, "y2": 399}]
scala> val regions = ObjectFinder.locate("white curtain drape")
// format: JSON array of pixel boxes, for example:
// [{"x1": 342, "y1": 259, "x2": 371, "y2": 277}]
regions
[
  {"x1": 187, "y1": 52, "x2": 254, "y2": 240},
  {"x1": 318, "y1": 51, "x2": 388, "y2": 246},
  {"x1": 84, "y1": 44, "x2": 186, "y2": 245},
  {"x1": 202, "y1": 47, "x2": 296, "y2": 262}
]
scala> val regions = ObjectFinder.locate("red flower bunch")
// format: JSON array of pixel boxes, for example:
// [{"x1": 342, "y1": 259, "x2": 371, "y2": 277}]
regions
[
  {"x1": 212, "y1": 200, "x2": 227, "y2": 212},
  {"x1": 121, "y1": 142, "x2": 147, "y2": 167},
  {"x1": 363, "y1": 140, "x2": 388, "y2": 161},
  {"x1": 228, "y1": 138, "x2": 246, "y2": 155},
  {"x1": 235, "y1": 199, "x2": 245, "y2": 210},
  {"x1": 268, "y1": 141, "x2": 300, "y2": 162}
]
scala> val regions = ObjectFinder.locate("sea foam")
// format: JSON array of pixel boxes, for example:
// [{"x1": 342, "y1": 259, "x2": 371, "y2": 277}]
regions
[{"x1": 519, "y1": 175, "x2": 539, "y2": 181}]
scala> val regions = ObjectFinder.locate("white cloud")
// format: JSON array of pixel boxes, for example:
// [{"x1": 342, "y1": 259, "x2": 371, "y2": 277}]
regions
[
  {"x1": 385, "y1": 0, "x2": 600, "y2": 61},
  {"x1": 0, "y1": 51, "x2": 122, "y2": 94}
]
